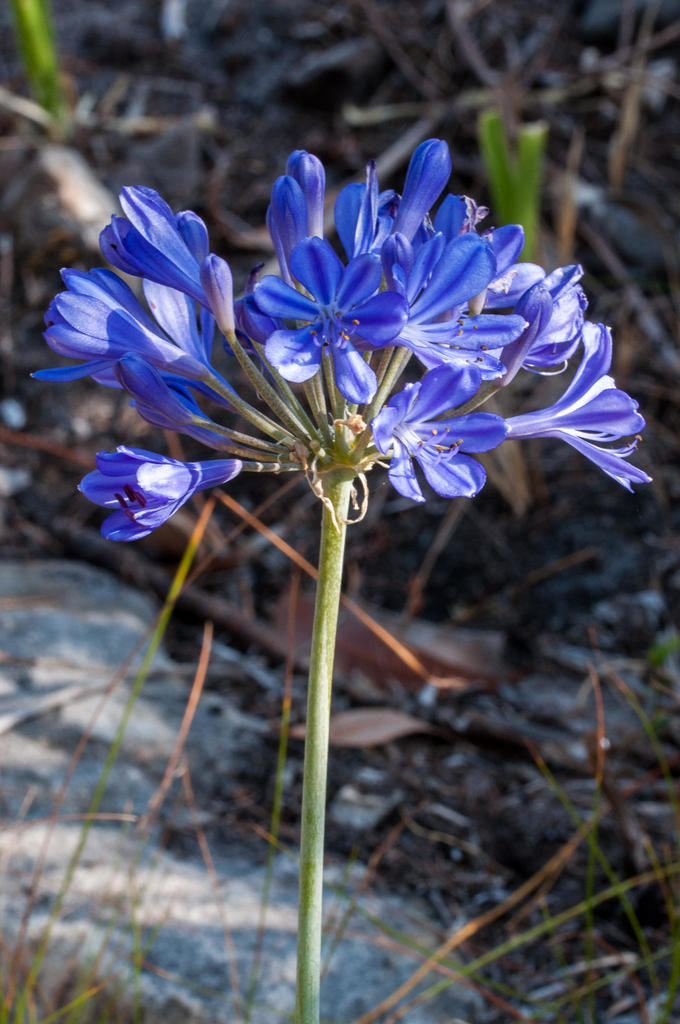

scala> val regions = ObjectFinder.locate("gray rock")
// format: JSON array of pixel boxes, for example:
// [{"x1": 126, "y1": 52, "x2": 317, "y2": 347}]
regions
[
  {"x1": 330, "y1": 782, "x2": 403, "y2": 831},
  {"x1": 0, "y1": 560, "x2": 482, "y2": 1022},
  {"x1": 0, "y1": 397, "x2": 27, "y2": 430},
  {"x1": 0, "y1": 465, "x2": 31, "y2": 497},
  {"x1": 0, "y1": 824, "x2": 482, "y2": 1023}
]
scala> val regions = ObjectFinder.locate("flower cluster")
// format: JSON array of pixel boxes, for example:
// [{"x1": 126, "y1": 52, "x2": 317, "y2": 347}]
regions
[{"x1": 36, "y1": 139, "x2": 650, "y2": 539}]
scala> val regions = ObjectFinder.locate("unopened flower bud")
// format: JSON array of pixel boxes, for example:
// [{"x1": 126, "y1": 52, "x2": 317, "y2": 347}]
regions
[
  {"x1": 392, "y1": 138, "x2": 452, "y2": 242},
  {"x1": 200, "y1": 254, "x2": 235, "y2": 335},
  {"x1": 286, "y1": 150, "x2": 326, "y2": 239}
]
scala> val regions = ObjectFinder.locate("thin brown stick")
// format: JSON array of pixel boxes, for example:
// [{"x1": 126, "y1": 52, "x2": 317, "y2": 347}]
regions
[
  {"x1": 216, "y1": 491, "x2": 469, "y2": 689},
  {"x1": 138, "y1": 620, "x2": 214, "y2": 831}
]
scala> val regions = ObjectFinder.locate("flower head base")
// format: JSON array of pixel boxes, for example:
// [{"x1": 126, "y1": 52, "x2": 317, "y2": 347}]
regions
[{"x1": 80, "y1": 448, "x2": 242, "y2": 541}]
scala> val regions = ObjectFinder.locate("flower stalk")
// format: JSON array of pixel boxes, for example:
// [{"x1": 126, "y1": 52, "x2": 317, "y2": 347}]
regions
[
  {"x1": 34, "y1": 136, "x2": 651, "y2": 1019},
  {"x1": 295, "y1": 471, "x2": 353, "y2": 1024}
]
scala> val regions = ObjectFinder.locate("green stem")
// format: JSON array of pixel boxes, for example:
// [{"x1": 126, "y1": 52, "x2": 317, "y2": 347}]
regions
[
  {"x1": 304, "y1": 375, "x2": 333, "y2": 448},
  {"x1": 225, "y1": 331, "x2": 313, "y2": 440},
  {"x1": 208, "y1": 373, "x2": 297, "y2": 444},
  {"x1": 362, "y1": 346, "x2": 412, "y2": 423},
  {"x1": 252, "y1": 342, "x2": 320, "y2": 441},
  {"x1": 295, "y1": 472, "x2": 353, "y2": 1024}
]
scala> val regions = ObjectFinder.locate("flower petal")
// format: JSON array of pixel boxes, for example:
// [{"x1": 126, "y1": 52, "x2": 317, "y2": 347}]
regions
[
  {"x1": 254, "y1": 276, "x2": 319, "y2": 321},
  {"x1": 264, "y1": 326, "x2": 321, "y2": 382},
  {"x1": 336, "y1": 253, "x2": 382, "y2": 309},
  {"x1": 410, "y1": 365, "x2": 482, "y2": 419},
  {"x1": 410, "y1": 234, "x2": 496, "y2": 322},
  {"x1": 388, "y1": 440, "x2": 425, "y2": 502},
  {"x1": 332, "y1": 345, "x2": 377, "y2": 404},
  {"x1": 350, "y1": 292, "x2": 409, "y2": 346},
  {"x1": 392, "y1": 139, "x2": 452, "y2": 241},
  {"x1": 432, "y1": 194, "x2": 467, "y2": 239},
  {"x1": 119, "y1": 186, "x2": 200, "y2": 285},
  {"x1": 143, "y1": 280, "x2": 206, "y2": 362},
  {"x1": 289, "y1": 237, "x2": 343, "y2": 305},
  {"x1": 334, "y1": 182, "x2": 365, "y2": 260},
  {"x1": 417, "y1": 451, "x2": 487, "y2": 498},
  {"x1": 555, "y1": 432, "x2": 651, "y2": 490}
]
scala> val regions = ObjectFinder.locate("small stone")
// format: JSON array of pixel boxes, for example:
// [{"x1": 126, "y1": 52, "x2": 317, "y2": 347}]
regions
[
  {"x1": 0, "y1": 398, "x2": 27, "y2": 430},
  {"x1": 329, "y1": 782, "x2": 403, "y2": 831},
  {"x1": 0, "y1": 466, "x2": 31, "y2": 497}
]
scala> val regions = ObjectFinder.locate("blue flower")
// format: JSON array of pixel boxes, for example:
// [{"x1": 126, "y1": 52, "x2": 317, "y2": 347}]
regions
[
  {"x1": 432, "y1": 193, "x2": 490, "y2": 239},
  {"x1": 100, "y1": 187, "x2": 210, "y2": 306},
  {"x1": 372, "y1": 365, "x2": 507, "y2": 502},
  {"x1": 390, "y1": 138, "x2": 452, "y2": 242},
  {"x1": 381, "y1": 232, "x2": 526, "y2": 375},
  {"x1": 254, "y1": 236, "x2": 408, "y2": 404},
  {"x1": 286, "y1": 150, "x2": 326, "y2": 239},
  {"x1": 334, "y1": 138, "x2": 451, "y2": 259},
  {"x1": 113, "y1": 354, "x2": 231, "y2": 449},
  {"x1": 506, "y1": 322, "x2": 650, "y2": 490},
  {"x1": 35, "y1": 267, "x2": 219, "y2": 385},
  {"x1": 500, "y1": 266, "x2": 587, "y2": 384},
  {"x1": 200, "y1": 254, "x2": 235, "y2": 336},
  {"x1": 79, "y1": 447, "x2": 242, "y2": 541},
  {"x1": 266, "y1": 175, "x2": 310, "y2": 285},
  {"x1": 334, "y1": 160, "x2": 397, "y2": 260}
]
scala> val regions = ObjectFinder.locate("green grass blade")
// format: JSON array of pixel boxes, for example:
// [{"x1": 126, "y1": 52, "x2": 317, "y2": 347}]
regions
[
  {"x1": 8, "y1": 0, "x2": 66, "y2": 124},
  {"x1": 478, "y1": 108, "x2": 547, "y2": 261}
]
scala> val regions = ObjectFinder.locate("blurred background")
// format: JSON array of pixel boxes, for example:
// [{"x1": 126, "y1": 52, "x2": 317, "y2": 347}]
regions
[{"x1": 0, "y1": 1, "x2": 679, "y2": 1021}]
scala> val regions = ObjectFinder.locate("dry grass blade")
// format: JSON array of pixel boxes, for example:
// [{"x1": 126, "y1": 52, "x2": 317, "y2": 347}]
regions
[
  {"x1": 137, "y1": 619, "x2": 213, "y2": 832},
  {"x1": 400, "y1": 500, "x2": 465, "y2": 625},
  {"x1": 355, "y1": 819, "x2": 591, "y2": 1023},
  {"x1": 0, "y1": 425, "x2": 94, "y2": 467},
  {"x1": 608, "y1": 1, "x2": 659, "y2": 190}
]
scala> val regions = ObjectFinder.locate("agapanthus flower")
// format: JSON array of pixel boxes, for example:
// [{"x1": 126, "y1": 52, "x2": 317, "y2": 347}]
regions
[
  {"x1": 36, "y1": 136, "x2": 649, "y2": 541},
  {"x1": 389, "y1": 138, "x2": 452, "y2": 242},
  {"x1": 79, "y1": 447, "x2": 242, "y2": 541},
  {"x1": 254, "y1": 236, "x2": 408, "y2": 403},
  {"x1": 334, "y1": 138, "x2": 450, "y2": 260},
  {"x1": 433, "y1": 193, "x2": 490, "y2": 240},
  {"x1": 113, "y1": 354, "x2": 231, "y2": 449},
  {"x1": 506, "y1": 322, "x2": 650, "y2": 490},
  {"x1": 266, "y1": 175, "x2": 310, "y2": 286},
  {"x1": 334, "y1": 161, "x2": 397, "y2": 261},
  {"x1": 100, "y1": 187, "x2": 211, "y2": 307},
  {"x1": 286, "y1": 150, "x2": 326, "y2": 239},
  {"x1": 371, "y1": 365, "x2": 507, "y2": 502},
  {"x1": 497, "y1": 265, "x2": 587, "y2": 383},
  {"x1": 380, "y1": 231, "x2": 526, "y2": 374},
  {"x1": 35, "y1": 267, "x2": 218, "y2": 385}
]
